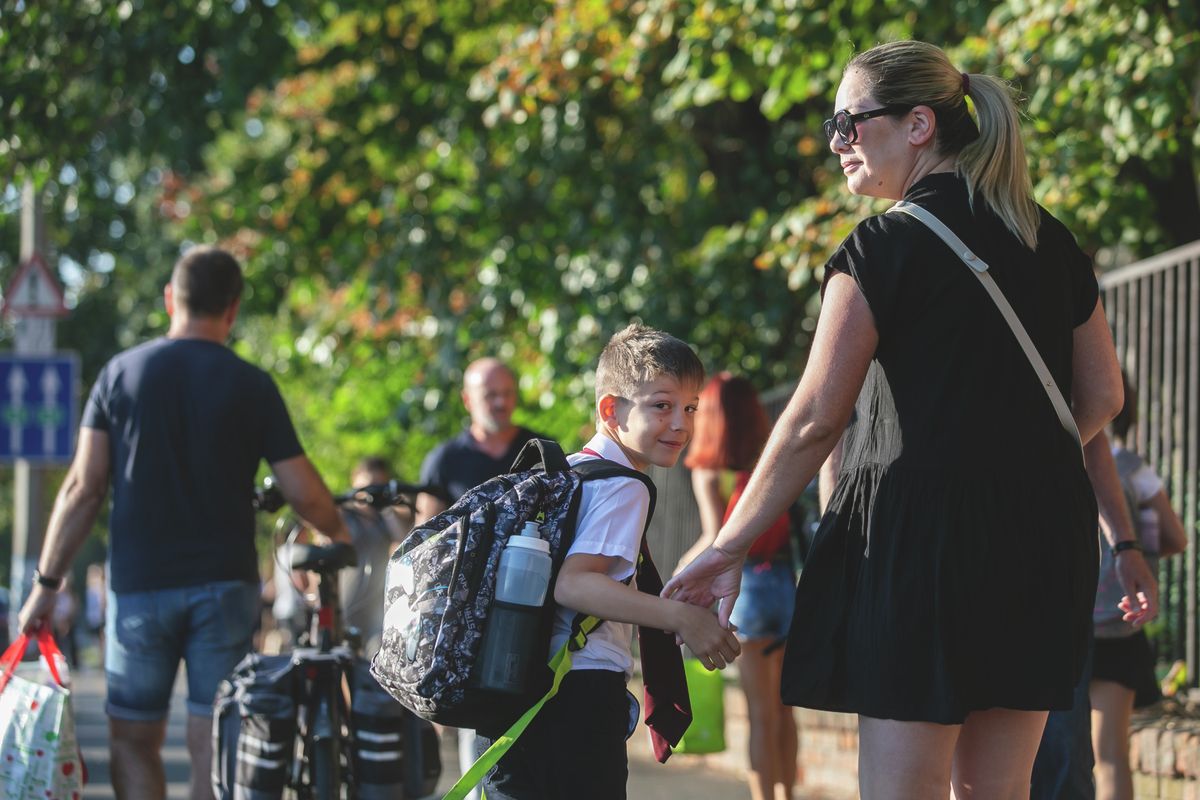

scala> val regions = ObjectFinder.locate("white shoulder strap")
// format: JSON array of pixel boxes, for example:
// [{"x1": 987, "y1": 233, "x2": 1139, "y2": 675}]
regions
[{"x1": 887, "y1": 201, "x2": 1083, "y2": 458}]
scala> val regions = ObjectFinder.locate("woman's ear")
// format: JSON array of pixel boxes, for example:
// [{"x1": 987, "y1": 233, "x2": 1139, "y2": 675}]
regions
[
  {"x1": 598, "y1": 394, "x2": 620, "y2": 429},
  {"x1": 908, "y1": 104, "x2": 937, "y2": 147}
]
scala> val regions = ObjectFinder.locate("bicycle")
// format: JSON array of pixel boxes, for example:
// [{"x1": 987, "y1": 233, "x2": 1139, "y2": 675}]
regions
[{"x1": 215, "y1": 478, "x2": 436, "y2": 800}]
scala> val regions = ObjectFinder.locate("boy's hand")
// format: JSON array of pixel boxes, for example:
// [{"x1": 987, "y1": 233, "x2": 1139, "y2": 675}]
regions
[{"x1": 673, "y1": 602, "x2": 741, "y2": 671}]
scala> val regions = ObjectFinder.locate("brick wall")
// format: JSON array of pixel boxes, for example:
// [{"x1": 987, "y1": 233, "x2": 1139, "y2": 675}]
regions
[
  {"x1": 1129, "y1": 717, "x2": 1200, "y2": 799},
  {"x1": 641, "y1": 675, "x2": 860, "y2": 798},
  {"x1": 796, "y1": 709, "x2": 859, "y2": 796}
]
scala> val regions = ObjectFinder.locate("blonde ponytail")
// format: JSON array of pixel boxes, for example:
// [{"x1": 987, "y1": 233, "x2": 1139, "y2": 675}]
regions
[
  {"x1": 956, "y1": 74, "x2": 1039, "y2": 250},
  {"x1": 849, "y1": 42, "x2": 1040, "y2": 250}
]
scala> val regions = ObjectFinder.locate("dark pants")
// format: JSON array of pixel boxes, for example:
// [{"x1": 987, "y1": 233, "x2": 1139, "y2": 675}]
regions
[
  {"x1": 1030, "y1": 634, "x2": 1096, "y2": 800},
  {"x1": 475, "y1": 669, "x2": 630, "y2": 800}
]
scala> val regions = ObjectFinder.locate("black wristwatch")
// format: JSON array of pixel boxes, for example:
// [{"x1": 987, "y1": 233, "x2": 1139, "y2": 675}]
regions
[
  {"x1": 1111, "y1": 540, "x2": 1142, "y2": 558},
  {"x1": 32, "y1": 569, "x2": 64, "y2": 590}
]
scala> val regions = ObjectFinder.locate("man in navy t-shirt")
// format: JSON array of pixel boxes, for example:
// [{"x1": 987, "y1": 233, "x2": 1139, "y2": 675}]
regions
[
  {"x1": 19, "y1": 246, "x2": 347, "y2": 800},
  {"x1": 415, "y1": 358, "x2": 552, "y2": 522}
]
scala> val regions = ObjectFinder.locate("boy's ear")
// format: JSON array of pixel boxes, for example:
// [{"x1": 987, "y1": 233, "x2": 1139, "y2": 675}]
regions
[{"x1": 597, "y1": 394, "x2": 621, "y2": 429}]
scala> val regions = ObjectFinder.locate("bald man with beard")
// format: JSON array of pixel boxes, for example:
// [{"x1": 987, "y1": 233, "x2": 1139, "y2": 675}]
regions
[{"x1": 414, "y1": 358, "x2": 554, "y2": 524}]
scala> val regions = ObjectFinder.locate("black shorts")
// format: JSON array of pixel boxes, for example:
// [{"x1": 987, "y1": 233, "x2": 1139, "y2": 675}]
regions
[
  {"x1": 1092, "y1": 630, "x2": 1160, "y2": 708},
  {"x1": 475, "y1": 669, "x2": 632, "y2": 800}
]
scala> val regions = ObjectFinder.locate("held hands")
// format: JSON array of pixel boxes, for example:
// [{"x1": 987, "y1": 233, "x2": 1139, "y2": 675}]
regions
[
  {"x1": 672, "y1": 601, "x2": 741, "y2": 671},
  {"x1": 1115, "y1": 548, "x2": 1159, "y2": 626},
  {"x1": 662, "y1": 544, "x2": 745, "y2": 629}
]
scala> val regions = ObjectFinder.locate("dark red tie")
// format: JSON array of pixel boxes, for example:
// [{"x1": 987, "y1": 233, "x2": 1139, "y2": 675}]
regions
[
  {"x1": 578, "y1": 447, "x2": 693, "y2": 763},
  {"x1": 635, "y1": 537, "x2": 693, "y2": 763}
]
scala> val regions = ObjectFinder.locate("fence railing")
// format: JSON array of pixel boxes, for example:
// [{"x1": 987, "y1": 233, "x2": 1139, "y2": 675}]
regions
[{"x1": 1100, "y1": 238, "x2": 1200, "y2": 685}]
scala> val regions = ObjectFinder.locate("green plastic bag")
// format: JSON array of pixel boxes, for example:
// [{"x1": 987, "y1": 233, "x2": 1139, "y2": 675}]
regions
[{"x1": 673, "y1": 657, "x2": 726, "y2": 754}]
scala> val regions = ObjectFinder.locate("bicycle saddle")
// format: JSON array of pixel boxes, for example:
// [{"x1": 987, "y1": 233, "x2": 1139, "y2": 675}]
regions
[{"x1": 289, "y1": 541, "x2": 358, "y2": 572}]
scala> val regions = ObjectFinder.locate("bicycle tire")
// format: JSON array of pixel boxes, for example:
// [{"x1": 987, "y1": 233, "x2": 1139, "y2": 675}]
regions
[{"x1": 310, "y1": 738, "x2": 337, "y2": 800}]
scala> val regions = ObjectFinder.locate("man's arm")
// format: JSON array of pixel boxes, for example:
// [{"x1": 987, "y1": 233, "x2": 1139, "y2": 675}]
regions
[
  {"x1": 18, "y1": 428, "x2": 111, "y2": 633},
  {"x1": 270, "y1": 454, "x2": 349, "y2": 542},
  {"x1": 1085, "y1": 430, "x2": 1158, "y2": 625}
]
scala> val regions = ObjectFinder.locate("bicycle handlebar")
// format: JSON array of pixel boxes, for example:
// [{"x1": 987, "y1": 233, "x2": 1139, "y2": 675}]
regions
[
  {"x1": 252, "y1": 477, "x2": 430, "y2": 515},
  {"x1": 332, "y1": 479, "x2": 430, "y2": 510}
]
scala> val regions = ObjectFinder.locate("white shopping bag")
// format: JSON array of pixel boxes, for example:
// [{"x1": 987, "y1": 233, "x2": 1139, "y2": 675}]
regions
[{"x1": 0, "y1": 631, "x2": 85, "y2": 800}]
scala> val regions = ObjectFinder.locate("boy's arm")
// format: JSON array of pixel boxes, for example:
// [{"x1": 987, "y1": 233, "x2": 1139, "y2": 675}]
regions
[{"x1": 555, "y1": 552, "x2": 741, "y2": 670}]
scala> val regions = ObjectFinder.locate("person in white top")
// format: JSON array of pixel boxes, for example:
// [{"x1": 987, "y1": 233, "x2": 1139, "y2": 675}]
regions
[
  {"x1": 1091, "y1": 376, "x2": 1187, "y2": 800},
  {"x1": 474, "y1": 322, "x2": 741, "y2": 800}
]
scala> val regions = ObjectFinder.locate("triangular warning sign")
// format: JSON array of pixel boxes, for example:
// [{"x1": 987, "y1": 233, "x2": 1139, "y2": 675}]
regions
[{"x1": 3, "y1": 252, "x2": 67, "y2": 318}]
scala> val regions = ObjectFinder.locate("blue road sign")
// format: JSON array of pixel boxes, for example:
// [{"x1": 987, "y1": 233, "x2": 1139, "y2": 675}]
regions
[{"x1": 0, "y1": 354, "x2": 79, "y2": 463}]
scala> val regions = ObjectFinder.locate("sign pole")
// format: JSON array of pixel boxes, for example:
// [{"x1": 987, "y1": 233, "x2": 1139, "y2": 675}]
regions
[{"x1": 10, "y1": 181, "x2": 54, "y2": 640}]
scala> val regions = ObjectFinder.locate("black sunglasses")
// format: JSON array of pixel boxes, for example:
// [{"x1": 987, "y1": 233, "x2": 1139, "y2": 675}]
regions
[{"x1": 823, "y1": 105, "x2": 914, "y2": 144}]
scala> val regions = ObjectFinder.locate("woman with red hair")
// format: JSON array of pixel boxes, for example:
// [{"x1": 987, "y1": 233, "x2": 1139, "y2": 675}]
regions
[{"x1": 679, "y1": 372, "x2": 800, "y2": 800}]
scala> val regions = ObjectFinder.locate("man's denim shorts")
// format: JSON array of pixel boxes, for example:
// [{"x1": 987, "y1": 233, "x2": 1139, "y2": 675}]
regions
[
  {"x1": 728, "y1": 558, "x2": 797, "y2": 641},
  {"x1": 105, "y1": 580, "x2": 259, "y2": 720}
]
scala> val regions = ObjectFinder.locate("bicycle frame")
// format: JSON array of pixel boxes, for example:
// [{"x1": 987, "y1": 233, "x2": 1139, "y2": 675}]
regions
[
  {"x1": 250, "y1": 478, "x2": 428, "y2": 800},
  {"x1": 291, "y1": 553, "x2": 356, "y2": 800}
]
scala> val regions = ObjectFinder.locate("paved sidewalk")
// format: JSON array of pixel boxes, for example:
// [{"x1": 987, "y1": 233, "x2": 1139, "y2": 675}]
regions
[{"x1": 69, "y1": 666, "x2": 759, "y2": 799}]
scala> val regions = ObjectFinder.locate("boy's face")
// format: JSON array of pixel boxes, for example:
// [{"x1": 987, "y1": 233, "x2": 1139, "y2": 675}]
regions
[{"x1": 600, "y1": 374, "x2": 700, "y2": 471}]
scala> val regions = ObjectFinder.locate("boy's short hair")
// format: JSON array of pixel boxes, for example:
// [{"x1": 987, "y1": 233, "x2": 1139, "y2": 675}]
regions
[{"x1": 595, "y1": 322, "x2": 705, "y2": 402}]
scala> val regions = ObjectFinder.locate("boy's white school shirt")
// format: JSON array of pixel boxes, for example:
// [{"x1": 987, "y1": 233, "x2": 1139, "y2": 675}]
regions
[{"x1": 548, "y1": 433, "x2": 651, "y2": 678}]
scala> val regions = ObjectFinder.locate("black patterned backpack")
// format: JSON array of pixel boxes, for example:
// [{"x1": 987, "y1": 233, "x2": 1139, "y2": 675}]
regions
[{"x1": 370, "y1": 439, "x2": 655, "y2": 738}]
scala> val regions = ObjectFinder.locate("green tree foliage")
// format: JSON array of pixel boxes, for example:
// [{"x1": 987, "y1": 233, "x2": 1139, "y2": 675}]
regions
[
  {"x1": 986, "y1": 0, "x2": 1200, "y2": 254},
  {"x1": 1, "y1": 0, "x2": 1197, "y2": 492}
]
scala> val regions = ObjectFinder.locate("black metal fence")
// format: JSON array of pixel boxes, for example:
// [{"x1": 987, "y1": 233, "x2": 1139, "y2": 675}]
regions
[{"x1": 1100, "y1": 239, "x2": 1200, "y2": 684}]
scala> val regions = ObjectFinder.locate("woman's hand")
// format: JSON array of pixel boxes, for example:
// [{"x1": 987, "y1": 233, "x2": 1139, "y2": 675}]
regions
[
  {"x1": 661, "y1": 544, "x2": 745, "y2": 628},
  {"x1": 1115, "y1": 548, "x2": 1158, "y2": 626}
]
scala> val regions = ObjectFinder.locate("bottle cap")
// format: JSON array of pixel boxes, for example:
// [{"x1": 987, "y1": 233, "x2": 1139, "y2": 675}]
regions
[
  {"x1": 507, "y1": 535, "x2": 550, "y2": 554},
  {"x1": 521, "y1": 520, "x2": 541, "y2": 538}
]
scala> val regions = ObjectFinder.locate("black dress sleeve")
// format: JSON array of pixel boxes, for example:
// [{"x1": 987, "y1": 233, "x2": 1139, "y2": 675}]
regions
[
  {"x1": 821, "y1": 215, "x2": 906, "y2": 338},
  {"x1": 1040, "y1": 209, "x2": 1099, "y2": 328},
  {"x1": 1067, "y1": 242, "x2": 1099, "y2": 328}
]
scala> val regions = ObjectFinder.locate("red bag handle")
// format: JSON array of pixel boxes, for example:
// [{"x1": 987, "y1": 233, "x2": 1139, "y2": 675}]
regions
[{"x1": 0, "y1": 628, "x2": 67, "y2": 694}]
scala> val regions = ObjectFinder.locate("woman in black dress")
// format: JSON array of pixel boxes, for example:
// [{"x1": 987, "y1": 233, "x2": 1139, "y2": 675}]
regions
[{"x1": 666, "y1": 40, "x2": 1155, "y2": 797}]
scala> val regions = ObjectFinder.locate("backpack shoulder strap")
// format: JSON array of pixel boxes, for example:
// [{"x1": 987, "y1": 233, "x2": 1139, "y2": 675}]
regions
[{"x1": 571, "y1": 458, "x2": 657, "y2": 530}]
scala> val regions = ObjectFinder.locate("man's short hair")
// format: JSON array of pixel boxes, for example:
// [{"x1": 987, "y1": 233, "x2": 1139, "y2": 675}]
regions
[
  {"x1": 171, "y1": 246, "x2": 244, "y2": 317},
  {"x1": 595, "y1": 322, "x2": 705, "y2": 402}
]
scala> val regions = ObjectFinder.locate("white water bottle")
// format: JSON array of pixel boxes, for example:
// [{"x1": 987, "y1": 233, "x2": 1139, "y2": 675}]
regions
[{"x1": 475, "y1": 521, "x2": 552, "y2": 693}]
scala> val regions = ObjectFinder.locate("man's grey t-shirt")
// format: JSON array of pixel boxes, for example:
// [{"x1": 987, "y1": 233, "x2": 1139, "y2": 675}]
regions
[{"x1": 82, "y1": 337, "x2": 303, "y2": 593}]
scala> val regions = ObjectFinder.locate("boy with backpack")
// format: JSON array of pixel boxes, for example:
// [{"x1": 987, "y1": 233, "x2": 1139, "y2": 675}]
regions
[{"x1": 473, "y1": 323, "x2": 742, "y2": 799}]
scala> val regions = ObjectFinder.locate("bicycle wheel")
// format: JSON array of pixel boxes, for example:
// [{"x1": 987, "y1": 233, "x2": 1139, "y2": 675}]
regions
[{"x1": 310, "y1": 738, "x2": 337, "y2": 800}]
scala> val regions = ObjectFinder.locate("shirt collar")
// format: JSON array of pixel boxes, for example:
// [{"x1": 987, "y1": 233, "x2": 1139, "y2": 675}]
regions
[{"x1": 581, "y1": 432, "x2": 636, "y2": 470}]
